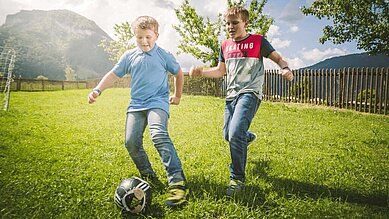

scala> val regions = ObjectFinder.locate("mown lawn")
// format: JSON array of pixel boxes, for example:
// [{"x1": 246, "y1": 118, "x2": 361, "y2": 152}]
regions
[{"x1": 0, "y1": 88, "x2": 388, "y2": 218}]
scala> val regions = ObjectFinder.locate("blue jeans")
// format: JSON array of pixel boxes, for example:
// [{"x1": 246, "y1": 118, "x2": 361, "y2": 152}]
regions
[
  {"x1": 124, "y1": 108, "x2": 185, "y2": 185},
  {"x1": 224, "y1": 92, "x2": 261, "y2": 182}
]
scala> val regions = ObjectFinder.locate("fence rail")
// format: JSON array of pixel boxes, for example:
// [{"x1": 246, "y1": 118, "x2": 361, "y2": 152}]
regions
[{"x1": 2, "y1": 67, "x2": 388, "y2": 115}]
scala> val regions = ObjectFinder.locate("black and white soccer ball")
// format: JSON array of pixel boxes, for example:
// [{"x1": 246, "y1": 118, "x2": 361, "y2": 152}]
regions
[{"x1": 114, "y1": 177, "x2": 152, "y2": 214}]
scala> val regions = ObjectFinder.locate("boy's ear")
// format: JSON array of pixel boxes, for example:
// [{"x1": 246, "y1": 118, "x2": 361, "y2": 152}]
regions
[{"x1": 244, "y1": 21, "x2": 249, "y2": 27}]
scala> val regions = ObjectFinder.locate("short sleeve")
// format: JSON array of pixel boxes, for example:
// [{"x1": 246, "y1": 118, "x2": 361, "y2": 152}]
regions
[
  {"x1": 111, "y1": 51, "x2": 129, "y2": 78},
  {"x1": 218, "y1": 46, "x2": 225, "y2": 62},
  {"x1": 164, "y1": 51, "x2": 181, "y2": 75},
  {"x1": 260, "y1": 37, "x2": 275, "y2": 58}
]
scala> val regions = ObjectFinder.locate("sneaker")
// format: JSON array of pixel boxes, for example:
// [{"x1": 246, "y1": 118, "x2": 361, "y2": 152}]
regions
[
  {"x1": 165, "y1": 181, "x2": 187, "y2": 207},
  {"x1": 247, "y1": 131, "x2": 257, "y2": 146},
  {"x1": 226, "y1": 179, "x2": 244, "y2": 196},
  {"x1": 141, "y1": 172, "x2": 157, "y2": 180},
  {"x1": 141, "y1": 173, "x2": 164, "y2": 190}
]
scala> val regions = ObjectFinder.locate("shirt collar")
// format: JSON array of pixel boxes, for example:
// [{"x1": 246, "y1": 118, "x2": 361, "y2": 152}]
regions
[{"x1": 138, "y1": 43, "x2": 158, "y2": 56}]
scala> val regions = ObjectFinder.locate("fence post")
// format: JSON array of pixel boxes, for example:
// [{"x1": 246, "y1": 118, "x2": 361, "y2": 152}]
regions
[
  {"x1": 369, "y1": 68, "x2": 374, "y2": 113},
  {"x1": 384, "y1": 68, "x2": 388, "y2": 115},
  {"x1": 17, "y1": 76, "x2": 22, "y2": 91},
  {"x1": 339, "y1": 68, "x2": 344, "y2": 108},
  {"x1": 374, "y1": 67, "x2": 379, "y2": 114},
  {"x1": 355, "y1": 68, "x2": 360, "y2": 112}
]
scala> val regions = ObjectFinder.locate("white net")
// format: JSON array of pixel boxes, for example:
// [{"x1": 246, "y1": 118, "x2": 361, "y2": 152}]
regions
[{"x1": 0, "y1": 46, "x2": 16, "y2": 111}]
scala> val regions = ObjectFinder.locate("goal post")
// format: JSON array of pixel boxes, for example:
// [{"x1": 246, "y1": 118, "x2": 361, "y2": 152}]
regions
[{"x1": 0, "y1": 47, "x2": 16, "y2": 111}]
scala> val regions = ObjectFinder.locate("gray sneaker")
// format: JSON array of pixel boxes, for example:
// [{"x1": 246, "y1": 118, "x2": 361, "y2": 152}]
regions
[
  {"x1": 247, "y1": 131, "x2": 257, "y2": 146},
  {"x1": 226, "y1": 179, "x2": 244, "y2": 196}
]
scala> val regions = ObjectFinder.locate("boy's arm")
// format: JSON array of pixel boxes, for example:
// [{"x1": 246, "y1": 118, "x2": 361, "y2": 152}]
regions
[
  {"x1": 88, "y1": 71, "x2": 119, "y2": 104},
  {"x1": 268, "y1": 51, "x2": 294, "y2": 81},
  {"x1": 169, "y1": 69, "x2": 184, "y2": 105},
  {"x1": 189, "y1": 62, "x2": 226, "y2": 78}
]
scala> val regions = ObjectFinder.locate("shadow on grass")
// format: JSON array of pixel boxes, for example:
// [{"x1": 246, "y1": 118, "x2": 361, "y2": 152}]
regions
[
  {"x1": 186, "y1": 159, "x2": 387, "y2": 212},
  {"x1": 250, "y1": 159, "x2": 388, "y2": 208}
]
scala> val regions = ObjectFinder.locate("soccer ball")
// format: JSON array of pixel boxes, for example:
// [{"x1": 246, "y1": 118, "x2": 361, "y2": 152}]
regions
[{"x1": 114, "y1": 177, "x2": 152, "y2": 214}]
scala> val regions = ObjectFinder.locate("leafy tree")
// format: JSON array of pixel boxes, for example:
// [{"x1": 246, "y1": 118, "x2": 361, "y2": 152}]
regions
[
  {"x1": 99, "y1": 21, "x2": 135, "y2": 62},
  {"x1": 174, "y1": 0, "x2": 273, "y2": 66},
  {"x1": 301, "y1": 0, "x2": 389, "y2": 56}
]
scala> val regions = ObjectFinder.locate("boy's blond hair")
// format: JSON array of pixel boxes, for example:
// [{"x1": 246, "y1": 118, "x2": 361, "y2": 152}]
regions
[
  {"x1": 224, "y1": 6, "x2": 249, "y2": 23},
  {"x1": 131, "y1": 16, "x2": 159, "y2": 33}
]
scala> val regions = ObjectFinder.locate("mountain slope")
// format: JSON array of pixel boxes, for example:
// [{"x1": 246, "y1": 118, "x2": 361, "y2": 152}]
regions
[
  {"x1": 0, "y1": 9, "x2": 114, "y2": 80},
  {"x1": 304, "y1": 53, "x2": 389, "y2": 69}
]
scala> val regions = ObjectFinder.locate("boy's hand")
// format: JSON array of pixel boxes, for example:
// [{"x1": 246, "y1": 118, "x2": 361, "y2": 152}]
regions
[
  {"x1": 169, "y1": 96, "x2": 181, "y2": 105},
  {"x1": 189, "y1": 66, "x2": 203, "y2": 77},
  {"x1": 280, "y1": 68, "x2": 294, "y2": 81},
  {"x1": 88, "y1": 91, "x2": 99, "y2": 104}
]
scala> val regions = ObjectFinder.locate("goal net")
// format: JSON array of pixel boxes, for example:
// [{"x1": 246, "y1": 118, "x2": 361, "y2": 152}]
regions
[{"x1": 0, "y1": 46, "x2": 16, "y2": 111}]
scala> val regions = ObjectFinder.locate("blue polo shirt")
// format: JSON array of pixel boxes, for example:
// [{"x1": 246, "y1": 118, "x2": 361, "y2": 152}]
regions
[{"x1": 112, "y1": 44, "x2": 180, "y2": 114}]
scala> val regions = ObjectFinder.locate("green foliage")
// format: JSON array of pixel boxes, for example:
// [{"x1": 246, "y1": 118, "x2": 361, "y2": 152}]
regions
[
  {"x1": 174, "y1": 0, "x2": 273, "y2": 66},
  {"x1": 301, "y1": 0, "x2": 389, "y2": 56},
  {"x1": 174, "y1": 0, "x2": 223, "y2": 66},
  {"x1": 99, "y1": 21, "x2": 136, "y2": 62},
  {"x1": 358, "y1": 88, "x2": 376, "y2": 103},
  {"x1": 290, "y1": 75, "x2": 312, "y2": 99},
  {"x1": 0, "y1": 89, "x2": 388, "y2": 218}
]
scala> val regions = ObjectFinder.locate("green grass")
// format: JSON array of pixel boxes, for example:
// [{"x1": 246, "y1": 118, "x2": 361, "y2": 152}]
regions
[{"x1": 1, "y1": 88, "x2": 388, "y2": 218}]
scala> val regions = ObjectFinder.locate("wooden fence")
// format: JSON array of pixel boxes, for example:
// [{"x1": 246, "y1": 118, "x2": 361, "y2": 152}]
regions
[
  {"x1": 263, "y1": 67, "x2": 388, "y2": 115},
  {"x1": 2, "y1": 67, "x2": 388, "y2": 115}
]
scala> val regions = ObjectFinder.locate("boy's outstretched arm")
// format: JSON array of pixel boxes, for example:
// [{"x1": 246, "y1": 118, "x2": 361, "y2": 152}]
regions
[
  {"x1": 268, "y1": 51, "x2": 294, "y2": 81},
  {"x1": 170, "y1": 69, "x2": 184, "y2": 105},
  {"x1": 88, "y1": 71, "x2": 119, "y2": 104},
  {"x1": 189, "y1": 62, "x2": 226, "y2": 78}
]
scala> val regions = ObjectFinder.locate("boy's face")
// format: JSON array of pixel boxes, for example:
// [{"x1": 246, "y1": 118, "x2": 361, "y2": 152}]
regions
[
  {"x1": 134, "y1": 28, "x2": 159, "y2": 52},
  {"x1": 225, "y1": 15, "x2": 248, "y2": 41}
]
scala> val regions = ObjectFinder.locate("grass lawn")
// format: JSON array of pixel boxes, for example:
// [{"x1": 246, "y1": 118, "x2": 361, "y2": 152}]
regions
[{"x1": 0, "y1": 88, "x2": 388, "y2": 218}]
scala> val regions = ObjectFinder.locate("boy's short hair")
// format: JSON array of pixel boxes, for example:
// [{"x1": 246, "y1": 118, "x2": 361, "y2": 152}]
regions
[
  {"x1": 224, "y1": 6, "x2": 249, "y2": 23},
  {"x1": 131, "y1": 16, "x2": 159, "y2": 33}
]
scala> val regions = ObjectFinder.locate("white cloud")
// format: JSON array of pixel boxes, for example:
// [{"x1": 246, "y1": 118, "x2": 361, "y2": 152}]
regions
[
  {"x1": 266, "y1": 25, "x2": 291, "y2": 49},
  {"x1": 302, "y1": 48, "x2": 347, "y2": 62},
  {"x1": 290, "y1": 25, "x2": 299, "y2": 32},
  {"x1": 269, "y1": 38, "x2": 291, "y2": 49},
  {"x1": 264, "y1": 54, "x2": 305, "y2": 70},
  {"x1": 267, "y1": 25, "x2": 280, "y2": 38}
]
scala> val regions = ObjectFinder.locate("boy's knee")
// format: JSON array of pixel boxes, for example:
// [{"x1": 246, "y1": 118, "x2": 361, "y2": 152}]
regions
[{"x1": 125, "y1": 136, "x2": 141, "y2": 151}]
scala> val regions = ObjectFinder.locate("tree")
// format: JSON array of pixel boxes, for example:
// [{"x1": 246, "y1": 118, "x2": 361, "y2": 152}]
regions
[
  {"x1": 174, "y1": 0, "x2": 273, "y2": 66},
  {"x1": 99, "y1": 21, "x2": 135, "y2": 62},
  {"x1": 301, "y1": 0, "x2": 389, "y2": 56}
]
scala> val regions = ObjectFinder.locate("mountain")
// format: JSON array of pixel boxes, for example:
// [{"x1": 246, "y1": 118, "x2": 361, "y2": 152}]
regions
[
  {"x1": 304, "y1": 52, "x2": 389, "y2": 70},
  {"x1": 0, "y1": 9, "x2": 114, "y2": 80}
]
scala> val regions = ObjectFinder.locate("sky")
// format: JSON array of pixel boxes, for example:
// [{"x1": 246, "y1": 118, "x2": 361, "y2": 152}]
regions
[{"x1": 0, "y1": 0, "x2": 364, "y2": 71}]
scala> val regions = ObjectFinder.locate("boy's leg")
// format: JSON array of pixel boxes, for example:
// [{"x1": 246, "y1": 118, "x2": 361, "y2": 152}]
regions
[
  {"x1": 147, "y1": 109, "x2": 186, "y2": 184},
  {"x1": 147, "y1": 108, "x2": 186, "y2": 206},
  {"x1": 125, "y1": 111, "x2": 155, "y2": 177},
  {"x1": 226, "y1": 93, "x2": 261, "y2": 183}
]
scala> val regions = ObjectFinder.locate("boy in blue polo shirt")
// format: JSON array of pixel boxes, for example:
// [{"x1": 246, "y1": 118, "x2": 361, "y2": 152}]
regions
[{"x1": 88, "y1": 16, "x2": 186, "y2": 207}]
